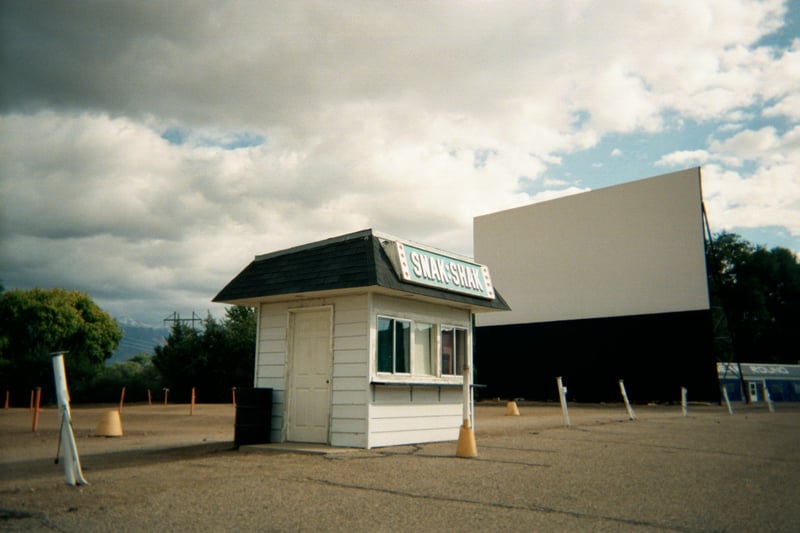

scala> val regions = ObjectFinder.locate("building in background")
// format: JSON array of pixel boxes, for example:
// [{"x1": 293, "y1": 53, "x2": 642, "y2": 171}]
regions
[
  {"x1": 718, "y1": 362, "x2": 800, "y2": 403},
  {"x1": 473, "y1": 168, "x2": 718, "y2": 403}
]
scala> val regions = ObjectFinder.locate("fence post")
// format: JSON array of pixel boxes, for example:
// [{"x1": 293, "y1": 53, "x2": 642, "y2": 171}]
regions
[
  {"x1": 721, "y1": 385, "x2": 734, "y2": 415},
  {"x1": 31, "y1": 387, "x2": 42, "y2": 432},
  {"x1": 681, "y1": 387, "x2": 688, "y2": 417},
  {"x1": 763, "y1": 380, "x2": 775, "y2": 413},
  {"x1": 556, "y1": 376, "x2": 570, "y2": 427},
  {"x1": 52, "y1": 353, "x2": 88, "y2": 486},
  {"x1": 618, "y1": 379, "x2": 637, "y2": 420},
  {"x1": 118, "y1": 386, "x2": 126, "y2": 414}
]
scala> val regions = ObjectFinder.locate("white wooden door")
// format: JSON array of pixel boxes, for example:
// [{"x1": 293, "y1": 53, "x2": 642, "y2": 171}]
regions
[{"x1": 287, "y1": 308, "x2": 332, "y2": 443}]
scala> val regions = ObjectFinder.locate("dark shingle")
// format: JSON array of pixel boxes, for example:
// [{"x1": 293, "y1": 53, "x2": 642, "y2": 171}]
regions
[{"x1": 213, "y1": 229, "x2": 509, "y2": 311}]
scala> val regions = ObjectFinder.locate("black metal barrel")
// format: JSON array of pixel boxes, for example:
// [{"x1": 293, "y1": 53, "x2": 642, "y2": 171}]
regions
[{"x1": 234, "y1": 387, "x2": 272, "y2": 448}]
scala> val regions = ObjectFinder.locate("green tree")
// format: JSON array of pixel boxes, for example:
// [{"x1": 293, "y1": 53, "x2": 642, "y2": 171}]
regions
[
  {"x1": 219, "y1": 305, "x2": 257, "y2": 386},
  {"x1": 706, "y1": 232, "x2": 800, "y2": 364},
  {"x1": 152, "y1": 306, "x2": 255, "y2": 402},
  {"x1": 84, "y1": 353, "x2": 163, "y2": 403},
  {"x1": 0, "y1": 288, "x2": 122, "y2": 403},
  {"x1": 152, "y1": 320, "x2": 203, "y2": 400}
]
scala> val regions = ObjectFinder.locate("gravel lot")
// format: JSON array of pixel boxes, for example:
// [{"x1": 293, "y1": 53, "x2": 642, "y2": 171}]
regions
[{"x1": 2, "y1": 401, "x2": 798, "y2": 532}]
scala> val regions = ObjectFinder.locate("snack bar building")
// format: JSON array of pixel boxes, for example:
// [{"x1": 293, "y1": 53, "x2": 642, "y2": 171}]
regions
[{"x1": 214, "y1": 229, "x2": 509, "y2": 448}]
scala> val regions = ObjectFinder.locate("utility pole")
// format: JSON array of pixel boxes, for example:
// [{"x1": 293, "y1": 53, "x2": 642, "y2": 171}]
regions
[{"x1": 163, "y1": 311, "x2": 204, "y2": 329}]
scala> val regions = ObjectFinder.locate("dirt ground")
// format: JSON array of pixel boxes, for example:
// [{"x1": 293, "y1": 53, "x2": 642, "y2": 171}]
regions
[{"x1": 2, "y1": 401, "x2": 799, "y2": 532}]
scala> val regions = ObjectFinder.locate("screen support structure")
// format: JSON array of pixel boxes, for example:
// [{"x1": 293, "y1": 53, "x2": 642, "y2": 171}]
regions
[{"x1": 702, "y1": 200, "x2": 745, "y2": 401}]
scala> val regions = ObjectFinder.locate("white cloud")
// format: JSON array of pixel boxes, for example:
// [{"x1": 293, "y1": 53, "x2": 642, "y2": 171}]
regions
[
  {"x1": 656, "y1": 123, "x2": 800, "y2": 240},
  {"x1": 656, "y1": 150, "x2": 711, "y2": 167},
  {"x1": 763, "y1": 91, "x2": 800, "y2": 120},
  {"x1": 526, "y1": 186, "x2": 592, "y2": 205},
  {"x1": 0, "y1": 109, "x2": 539, "y2": 321},
  {"x1": 709, "y1": 125, "x2": 800, "y2": 165},
  {"x1": 703, "y1": 162, "x2": 800, "y2": 237}
]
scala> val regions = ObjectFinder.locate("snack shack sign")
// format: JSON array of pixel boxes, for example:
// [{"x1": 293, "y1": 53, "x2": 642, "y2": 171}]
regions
[{"x1": 384, "y1": 241, "x2": 495, "y2": 299}]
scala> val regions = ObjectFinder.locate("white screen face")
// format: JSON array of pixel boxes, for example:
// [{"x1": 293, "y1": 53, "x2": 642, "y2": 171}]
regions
[{"x1": 475, "y1": 168, "x2": 710, "y2": 326}]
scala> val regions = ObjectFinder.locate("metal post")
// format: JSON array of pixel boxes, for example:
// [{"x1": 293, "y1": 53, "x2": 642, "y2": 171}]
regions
[
  {"x1": 456, "y1": 318, "x2": 477, "y2": 458},
  {"x1": 763, "y1": 380, "x2": 775, "y2": 413},
  {"x1": 721, "y1": 385, "x2": 734, "y2": 415},
  {"x1": 118, "y1": 386, "x2": 126, "y2": 414},
  {"x1": 31, "y1": 387, "x2": 42, "y2": 432},
  {"x1": 469, "y1": 383, "x2": 475, "y2": 430},
  {"x1": 456, "y1": 362, "x2": 477, "y2": 457},
  {"x1": 618, "y1": 379, "x2": 637, "y2": 420},
  {"x1": 681, "y1": 387, "x2": 688, "y2": 417},
  {"x1": 52, "y1": 353, "x2": 88, "y2": 486},
  {"x1": 557, "y1": 376, "x2": 570, "y2": 427}
]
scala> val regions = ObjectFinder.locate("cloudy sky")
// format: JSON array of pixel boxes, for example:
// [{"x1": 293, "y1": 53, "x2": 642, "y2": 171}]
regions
[{"x1": 1, "y1": 1, "x2": 799, "y2": 325}]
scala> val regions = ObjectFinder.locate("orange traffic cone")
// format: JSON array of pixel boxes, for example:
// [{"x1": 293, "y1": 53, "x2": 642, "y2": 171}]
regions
[
  {"x1": 95, "y1": 410, "x2": 123, "y2": 437},
  {"x1": 506, "y1": 400, "x2": 520, "y2": 416},
  {"x1": 455, "y1": 419, "x2": 477, "y2": 458}
]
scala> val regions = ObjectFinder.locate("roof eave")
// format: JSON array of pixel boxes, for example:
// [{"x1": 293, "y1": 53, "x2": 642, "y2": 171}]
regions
[{"x1": 215, "y1": 284, "x2": 509, "y2": 313}]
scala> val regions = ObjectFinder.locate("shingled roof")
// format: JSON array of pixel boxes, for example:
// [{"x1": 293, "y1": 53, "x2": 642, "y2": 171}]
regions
[{"x1": 213, "y1": 229, "x2": 509, "y2": 311}]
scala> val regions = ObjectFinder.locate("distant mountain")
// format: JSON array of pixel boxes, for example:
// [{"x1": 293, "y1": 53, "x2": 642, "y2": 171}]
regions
[
  {"x1": 115, "y1": 315, "x2": 157, "y2": 328},
  {"x1": 109, "y1": 317, "x2": 169, "y2": 364}
]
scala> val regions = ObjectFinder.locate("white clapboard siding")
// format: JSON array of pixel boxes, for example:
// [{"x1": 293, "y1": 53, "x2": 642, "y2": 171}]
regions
[
  {"x1": 330, "y1": 295, "x2": 369, "y2": 448},
  {"x1": 373, "y1": 293, "x2": 470, "y2": 326},
  {"x1": 368, "y1": 386, "x2": 462, "y2": 448},
  {"x1": 370, "y1": 410, "x2": 461, "y2": 432},
  {"x1": 370, "y1": 427, "x2": 460, "y2": 448},
  {"x1": 331, "y1": 390, "x2": 366, "y2": 405},
  {"x1": 333, "y1": 361, "x2": 368, "y2": 377},
  {"x1": 372, "y1": 401, "x2": 461, "y2": 417},
  {"x1": 409, "y1": 386, "x2": 439, "y2": 403},
  {"x1": 256, "y1": 302, "x2": 290, "y2": 442},
  {"x1": 332, "y1": 377, "x2": 366, "y2": 391},
  {"x1": 331, "y1": 403, "x2": 367, "y2": 419}
]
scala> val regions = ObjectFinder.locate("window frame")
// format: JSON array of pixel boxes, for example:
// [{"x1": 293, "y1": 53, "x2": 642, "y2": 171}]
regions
[
  {"x1": 377, "y1": 316, "x2": 411, "y2": 375},
  {"x1": 413, "y1": 321, "x2": 435, "y2": 377},
  {"x1": 440, "y1": 325, "x2": 468, "y2": 376},
  {"x1": 373, "y1": 314, "x2": 468, "y2": 385}
]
